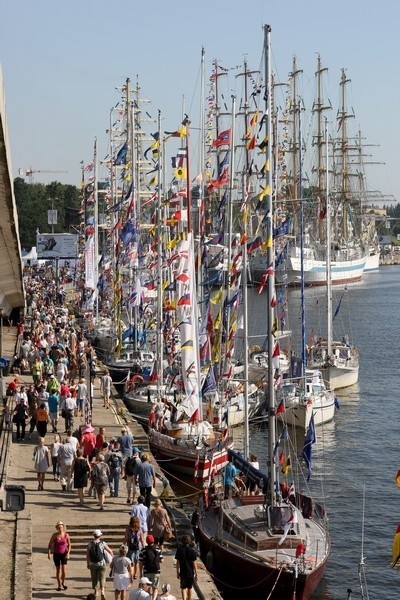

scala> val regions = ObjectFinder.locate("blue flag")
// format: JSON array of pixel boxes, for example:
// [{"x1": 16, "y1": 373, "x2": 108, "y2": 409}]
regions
[{"x1": 302, "y1": 414, "x2": 316, "y2": 481}]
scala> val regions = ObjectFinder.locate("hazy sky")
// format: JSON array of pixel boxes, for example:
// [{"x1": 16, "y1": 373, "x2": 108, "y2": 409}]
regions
[{"x1": 1, "y1": 0, "x2": 398, "y2": 202}]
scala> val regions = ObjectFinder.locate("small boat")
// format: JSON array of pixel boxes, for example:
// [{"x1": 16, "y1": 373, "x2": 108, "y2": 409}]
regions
[
  {"x1": 105, "y1": 346, "x2": 155, "y2": 392},
  {"x1": 276, "y1": 369, "x2": 336, "y2": 430}
]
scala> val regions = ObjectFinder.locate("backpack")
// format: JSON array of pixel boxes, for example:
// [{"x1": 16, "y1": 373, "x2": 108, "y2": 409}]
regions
[
  {"x1": 143, "y1": 546, "x2": 160, "y2": 573},
  {"x1": 90, "y1": 541, "x2": 104, "y2": 564},
  {"x1": 125, "y1": 456, "x2": 139, "y2": 477},
  {"x1": 93, "y1": 463, "x2": 109, "y2": 485},
  {"x1": 109, "y1": 453, "x2": 120, "y2": 469},
  {"x1": 128, "y1": 531, "x2": 140, "y2": 552}
]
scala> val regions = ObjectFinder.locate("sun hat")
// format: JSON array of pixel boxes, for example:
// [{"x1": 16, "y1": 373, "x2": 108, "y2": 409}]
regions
[
  {"x1": 146, "y1": 534, "x2": 155, "y2": 544},
  {"x1": 56, "y1": 521, "x2": 64, "y2": 527},
  {"x1": 93, "y1": 529, "x2": 103, "y2": 538},
  {"x1": 82, "y1": 423, "x2": 94, "y2": 433},
  {"x1": 139, "y1": 577, "x2": 152, "y2": 585}
]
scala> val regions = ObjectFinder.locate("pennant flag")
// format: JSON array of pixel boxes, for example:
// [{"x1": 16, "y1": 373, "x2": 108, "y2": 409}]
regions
[
  {"x1": 114, "y1": 142, "x2": 128, "y2": 165},
  {"x1": 302, "y1": 414, "x2": 316, "y2": 481},
  {"x1": 246, "y1": 135, "x2": 256, "y2": 150},
  {"x1": 211, "y1": 129, "x2": 231, "y2": 147},
  {"x1": 272, "y1": 342, "x2": 280, "y2": 369},
  {"x1": 246, "y1": 236, "x2": 263, "y2": 254},
  {"x1": 282, "y1": 455, "x2": 291, "y2": 475},
  {"x1": 273, "y1": 425, "x2": 288, "y2": 458},
  {"x1": 276, "y1": 399, "x2": 285, "y2": 414},
  {"x1": 181, "y1": 339, "x2": 194, "y2": 350},
  {"x1": 278, "y1": 510, "x2": 298, "y2": 545},
  {"x1": 165, "y1": 125, "x2": 187, "y2": 138},
  {"x1": 258, "y1": 135, "x2": 269, "y2": 152},
  {"x1": 258, "y1": 263, "x2": 274, "y2": 294}
]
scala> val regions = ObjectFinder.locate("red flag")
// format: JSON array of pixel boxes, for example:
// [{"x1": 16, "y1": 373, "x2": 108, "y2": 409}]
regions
[
  {"x1": 177, "y1": 293, "x2": 191, "y2": 306},
  {"x1": 189, "y1": 409, "x2": 200, "y2": 424},
  {"x1": 276, "y1": 399, "x2": 285, "y2": 414},
  {"x1": 296, "y1": 543, "x2": 306, "y2": 558},
  {"x1": 211, "y1": 129, "x2": 231, "y2": 147}
]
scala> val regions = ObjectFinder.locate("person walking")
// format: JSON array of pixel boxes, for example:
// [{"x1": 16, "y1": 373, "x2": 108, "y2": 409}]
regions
[
  {"x1": 117, "y1": 427, "x2": 134, "y2": 467},
  {"x1": 137, "y1": 454, "x2": 156, "y2": 508},
  {"x1": 48, "y1": 389, "x2": 60, "y2": 433},
  {"x1": 81, "y1": 423, "x2": 97, "y2": 459},
  {"x1": 91, "y1": 453, "x2": 110, "y2": 510},
  {"x1": 36, "y1": 402, "x2": 49, "y2": 438},
  {"x1": 175, "y1": 535, "x2": 198, "y2": 600},
  {"x1": 130, "y1": 496, "x2": 149, "y2": 537},
  {"x1": 33, "y1": 436, "x2": 51, "y2": 490},
  {"x1": 148, "y1": 499, "x2": 172, "y2": 553},
  {"x1": 12, "y1": 401, "x2": 28, "y2": 441},
  {"x1": 58, "y1": 435, "x2": 76, "y2": 492},
  {"x1": 72, "y1": 448, "x2": 90, "y2": 505},
  {"x1": 100, "y1": 370, "x2": 112, "y2": 409},
  {"x1": 105, "y1": 439, "x2": 123, "y2": 498},
  {"x1": 139, "y1": 535, "x2": 163, "y2": 600},
  {"x1": 50, "y1": 433, "x2": 62, "y2": 481},
  {"x1": 76, "y1": 377, "x2": 88, "y2": 417},
  {"x1": 86, "y1": 529, "x2": 113, "y2": 600},
  {"x1": 125, "y1": 447, "x2": 141, "y2": 505},
  {"x1": 111, "y1": 544, "x2": 134, "y2": 600},
  {"x1": 128, "y1": 577, "x2": 152, "y2": 600},
  {"x1": 223, "y1": 459, "x2": 237, "y2": 499},
  {"x1": 125, "y1": 516, "x2": 145, "y2": 580},
  {"x1": 47, "y1": 521, "x2": 71, "y2": 591}
]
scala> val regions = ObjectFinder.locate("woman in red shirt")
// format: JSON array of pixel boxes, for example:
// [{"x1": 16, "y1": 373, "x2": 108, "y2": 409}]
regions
[{"x1": 80, "y1": 423, "x2": 96, "y2": 459}]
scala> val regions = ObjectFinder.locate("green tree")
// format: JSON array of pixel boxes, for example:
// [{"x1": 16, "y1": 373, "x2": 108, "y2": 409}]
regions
[{"x1": 14, "y1": 178, "x2": 80, "y2": 250}]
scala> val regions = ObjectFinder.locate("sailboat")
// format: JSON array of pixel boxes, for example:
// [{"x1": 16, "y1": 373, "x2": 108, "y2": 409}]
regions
[
  {"x1": 197, "y1": 26, "x2": 330, "y2": 600},
  {"x1": 307, "y1": 121, "x2": 359, "y2": 389}
]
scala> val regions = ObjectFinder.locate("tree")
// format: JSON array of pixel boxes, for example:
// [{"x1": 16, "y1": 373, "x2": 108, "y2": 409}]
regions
[{"x1": 14, "y1": 178, "x2": 80, "y2": 250}]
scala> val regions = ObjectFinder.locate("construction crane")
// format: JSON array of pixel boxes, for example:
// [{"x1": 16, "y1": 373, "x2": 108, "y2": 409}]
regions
[{"x1": 18, "y1": 167, "x2": 68, "y2": 184}]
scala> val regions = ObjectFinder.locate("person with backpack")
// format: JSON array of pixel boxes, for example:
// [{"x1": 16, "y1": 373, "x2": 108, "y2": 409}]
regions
[
  {"x1": 124, "y1": 516, "x2": 145, "y2": 580},
  {"x1": 125, "y1": 447, "x2": 141, "y2": 505},
  {"x1": 105, "y1": 439, "x2": 123, "y2": 497},
  {"x1": 91, "y1": 453, "x2": 110, "y2": 510},
  {"x1": 12, "y1": 400, "x2": 28, "y2": 441},
  {"x1": 139, "y1": 535, "x2": 163, "y2": 600},
  {"x1": 86, "y1": 529, "x2": 113, "y2": 600}
]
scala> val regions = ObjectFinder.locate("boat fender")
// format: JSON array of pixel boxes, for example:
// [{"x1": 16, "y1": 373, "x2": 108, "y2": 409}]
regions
[{"x1": 205, "y1": 549, "x2": 214, "y2": 571}]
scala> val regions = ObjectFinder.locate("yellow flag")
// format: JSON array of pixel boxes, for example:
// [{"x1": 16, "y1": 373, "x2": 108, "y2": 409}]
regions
[
  {"x1": 259, "y1": 184, "x2": 270, "y2": 200},
  {"x1": 175, "y1": 167, "x2": 187, "y2": 180},
  {"x1": 210, "y1": 287, "x2": 223, "y2": 305}
]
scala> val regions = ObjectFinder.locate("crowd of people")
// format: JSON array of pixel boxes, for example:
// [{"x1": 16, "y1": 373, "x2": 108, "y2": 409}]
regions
[{"x1": 6, "y1": 264, "x2": 201, "y2": 600}]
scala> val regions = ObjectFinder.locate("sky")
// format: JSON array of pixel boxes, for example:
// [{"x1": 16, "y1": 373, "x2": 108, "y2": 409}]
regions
[{"x1": 1, "y1": 0, "x2": 399, "y2": 203}]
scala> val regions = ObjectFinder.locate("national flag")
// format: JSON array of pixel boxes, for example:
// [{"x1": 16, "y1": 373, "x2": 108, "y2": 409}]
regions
[
  {"x1": 207, "y1": 167, "x2": 229, "y2": 190},
  {"x1": 177, "y1": 293, "x2": 191, "y2": 306},
  {"x1": 211, "y1": 129, "x2": 231, "y2": 147},
  {"x1": 278, "y1": 510, "x2": 298, "y2": 545},
  {"x1": 302, "y1": 414, "x2": 316, "y2": 481},
  {"x1": 276, "y1": 399, "x2": 285, "y2": 415},
  {"x1": 392, "y1": 525, "x2": 400, "y2": 569},
  {"x1": 246, "y1": 236, "x2": 262, "y2": 254}
]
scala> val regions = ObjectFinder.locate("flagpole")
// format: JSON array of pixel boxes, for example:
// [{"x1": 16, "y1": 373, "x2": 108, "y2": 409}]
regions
[
  {"x1": 93, "y1": 137, "x2": 99, "y2": 320},
  {"x1": 156, "y1": 110, "x2": 164, "y2": 396}
]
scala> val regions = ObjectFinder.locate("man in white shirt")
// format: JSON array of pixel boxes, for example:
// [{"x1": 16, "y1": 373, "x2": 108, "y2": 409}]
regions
[{"x1": 128, "y1": 577, "x2": 152, "y2": 600}]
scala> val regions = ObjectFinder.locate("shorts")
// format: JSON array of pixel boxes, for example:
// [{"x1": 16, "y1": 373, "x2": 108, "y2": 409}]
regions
[
  {"x1": 49, "y1": 411, "x2": 59, "y2": 421},
  {"x1": 145, "y1": 572, "x2": 160, "y2": 588},
  {"x1": 180, "y1": 576, "x2": 194, "y2": 590},
  {"x1": 90, "y1": 564, "x2": 107, "y2": 589},
  {"x1": 53, "y1": 552, "x2": 68, "y2": 567},
  {"x1": 127, "y1": 549, "x2": 140, "y2": 564}
]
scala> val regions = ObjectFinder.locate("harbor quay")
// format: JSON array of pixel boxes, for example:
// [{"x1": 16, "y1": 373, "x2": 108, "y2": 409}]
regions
[{"x1": 0, "y1": 325, "x2": 221, "y2": 600}]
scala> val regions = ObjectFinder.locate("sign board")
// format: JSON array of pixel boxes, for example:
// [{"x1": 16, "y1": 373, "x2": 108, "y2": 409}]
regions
[
  {"x1": 378, "y1": 235, "x2": 392, "y2": 246},
  {"x1": 36, "y1": 233, "x2": 78, "y2": 259},
  {"x1": 48, "y1": 209, "x2": 58, "y2": 225}
]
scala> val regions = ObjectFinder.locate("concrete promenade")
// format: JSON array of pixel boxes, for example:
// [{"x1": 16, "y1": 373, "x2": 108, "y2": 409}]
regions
[{"x1": 0, "y1": 325, "x2": 221, "y2": 600}]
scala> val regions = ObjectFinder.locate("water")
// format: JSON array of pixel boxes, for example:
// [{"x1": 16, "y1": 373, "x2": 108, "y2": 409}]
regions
[{"x1": 234, "y1": 265, "x2": 400, "y2": 599}]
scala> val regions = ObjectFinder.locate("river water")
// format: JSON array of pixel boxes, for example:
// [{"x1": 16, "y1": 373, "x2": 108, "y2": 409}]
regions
[{"x1": 230, "y1": 265, "x2": 400, "y2": 599}]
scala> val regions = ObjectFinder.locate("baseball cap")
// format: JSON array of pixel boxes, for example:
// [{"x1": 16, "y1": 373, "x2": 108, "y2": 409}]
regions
[
  {"x1": 146, "y1": 534, "x2": 155, "y2": 544},
  {"x1": 132, "y1": 447, "x2": 140, "y2": 454},
  {"x1": 93, "y1": 529, "x2": 103, "y2": 538},
  {"x1": 139, "y1": 577, "x2": 152, "y2": 585}
]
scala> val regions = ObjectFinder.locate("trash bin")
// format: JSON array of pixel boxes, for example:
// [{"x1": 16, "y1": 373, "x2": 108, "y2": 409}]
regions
[{"x1": 0, "y1": 358, "x2": 10, "y2": 377}]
